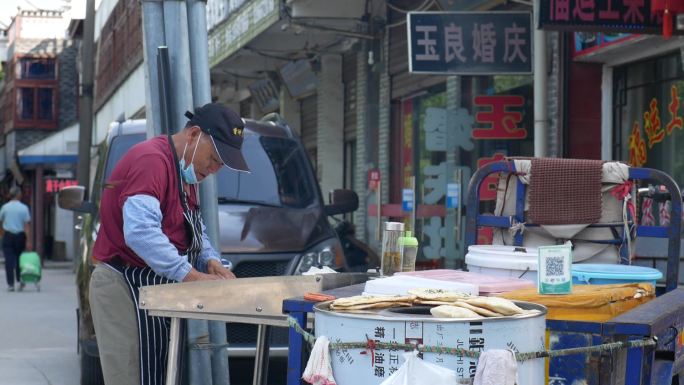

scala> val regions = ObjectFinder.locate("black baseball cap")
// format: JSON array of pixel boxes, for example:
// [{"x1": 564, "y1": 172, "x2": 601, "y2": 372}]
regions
[{"x1": 184, "y1": 103, "x2": 250, "y2": 172}]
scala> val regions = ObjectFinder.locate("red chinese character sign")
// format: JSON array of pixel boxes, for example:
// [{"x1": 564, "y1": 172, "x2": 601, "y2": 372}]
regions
[
  {"x1": 46, "y1": 179, "x2": 78, "y2": 193},
  {"x1": 626, "y1": 84, "x2": 683, "y2": 167},
  {"x1": 408, "y1": 12, "x2": 532, "y2": 75},
  {"x1": 477, "y1": 153, "x2": 507, "y2": 201},
  {"x1": 540, "y1": 0, "x2": 684, "y2": 36},
  {"x1": 472, "y1": 95, "x2": 527, "y2": 140}
]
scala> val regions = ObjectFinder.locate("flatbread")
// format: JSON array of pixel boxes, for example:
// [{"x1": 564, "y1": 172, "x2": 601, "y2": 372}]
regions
[
  {"x1": 331, "y1": 295, "x2": 415, "y2": 308},
  {"x1": 453, "y1": 300, "x2": 503, "y2": 317},
  {"x1": 414, "y1": 300, "x2": 458, "y2": 306},
  {"x1": 408, "y1": 288, "x2": 472, "y2": 302},
  {"x1": 464, "y1": 297, "x2": 525, "y2": 316},
  {"x1": 330, "y1": 301, "x2": 413, "y2": 311},
  {"x1": 430, "y1": 305, "x2": 482, "y2": 319}
]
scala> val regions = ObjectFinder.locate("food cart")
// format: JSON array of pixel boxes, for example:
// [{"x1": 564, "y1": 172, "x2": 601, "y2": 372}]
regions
[{"x1": 284, "y1": 159, "x2": 684, "y2": 385}]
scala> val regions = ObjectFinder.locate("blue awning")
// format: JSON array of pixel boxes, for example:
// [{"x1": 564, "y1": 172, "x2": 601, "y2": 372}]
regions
[{"x1": 19, "y1": 155, "x2": 78, "y2": 165}]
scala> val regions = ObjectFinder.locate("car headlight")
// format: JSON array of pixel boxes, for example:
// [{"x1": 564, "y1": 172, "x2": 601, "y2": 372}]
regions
[{"x1": 295, "y1": 238, "x2": 343, "y2": 274}]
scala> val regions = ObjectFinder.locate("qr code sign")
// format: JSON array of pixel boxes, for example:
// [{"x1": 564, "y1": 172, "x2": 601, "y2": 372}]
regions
[{"x1": 545, "y1": 256, "x2": 565, "y2": 276}]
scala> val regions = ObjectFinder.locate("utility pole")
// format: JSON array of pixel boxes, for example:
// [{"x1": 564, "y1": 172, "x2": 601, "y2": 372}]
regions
[
  {"x1": 187, "y1": 0, "x2": 229, "y2": 383},
  {"x1": 141, "y1": 0, "x2": 165, "y2": 137},
  {"x1": 77, "y1": 0, "x2": 95, "y2": 191},
  {"x1": 534, "y1": 0, "x2": 548, "y2": 158},
  {"x1": 142, "y1": 1, "x2": 226, "y2": 384}
]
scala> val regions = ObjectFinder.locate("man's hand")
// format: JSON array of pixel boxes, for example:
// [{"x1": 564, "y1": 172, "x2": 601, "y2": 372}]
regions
[
  {"x1": 207, "y1": 259, "x2": 236, "y2": 279},
  {"x1": 182, "y1": 268, "x2": 220, "y2": 282}
]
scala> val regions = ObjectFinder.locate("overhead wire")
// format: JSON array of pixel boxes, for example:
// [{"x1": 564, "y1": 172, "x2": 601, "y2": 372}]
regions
[
  {"x1": 385, "y1": 0, "x2": 439, "y2": 29},
  {"x1": 385, "y1": 0, "x2": 434, "y2": 13}
]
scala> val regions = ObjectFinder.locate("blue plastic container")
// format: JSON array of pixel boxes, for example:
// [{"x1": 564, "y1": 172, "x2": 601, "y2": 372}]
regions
[{"x1": 571, "y1": 264, "x2": 663, "y2": 286}]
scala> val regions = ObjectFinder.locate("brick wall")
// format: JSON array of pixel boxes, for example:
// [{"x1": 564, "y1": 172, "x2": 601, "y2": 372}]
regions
[
  {"x1": 58, "y1": 41, "x2": 79, "y2": 129},
  {"x1": 95, "y1": 0, "x2": 143, "y2": 110}
]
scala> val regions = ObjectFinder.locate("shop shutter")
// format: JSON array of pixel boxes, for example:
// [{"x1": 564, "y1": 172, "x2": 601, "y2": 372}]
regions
[
  {"x1": 343, "y1": 52, "x2": 357, "y2": 141},
  {"x1": 389, "y1": 18, "x2": 446, "y2": 99},
  {"x1": 300, "y1": 94, "x2": 318, "y2": 168}
]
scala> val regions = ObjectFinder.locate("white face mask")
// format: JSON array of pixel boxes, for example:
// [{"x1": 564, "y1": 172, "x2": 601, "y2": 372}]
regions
[{"x1": 179, "y1": 132, "x2": 202, "y2": 184}]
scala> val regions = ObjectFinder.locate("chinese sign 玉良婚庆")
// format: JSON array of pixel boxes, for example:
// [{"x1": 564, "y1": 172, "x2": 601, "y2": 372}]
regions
[{"x1": 408, "y1": 12, "x2": 532, "y2": 75}]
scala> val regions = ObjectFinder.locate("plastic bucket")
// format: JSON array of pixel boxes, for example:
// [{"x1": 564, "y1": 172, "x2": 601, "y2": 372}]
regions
[
  {"x1": 571, "y1": 264, "x2": 663, "y2": 286},
  {"x1": 465, "y1": 245, "x2": 539, "y2": 284}
]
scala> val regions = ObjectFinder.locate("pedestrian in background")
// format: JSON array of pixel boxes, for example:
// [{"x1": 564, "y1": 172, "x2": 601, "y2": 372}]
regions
[{"x1": 0, "y1": 185, "x2": 32, "y2": 292}]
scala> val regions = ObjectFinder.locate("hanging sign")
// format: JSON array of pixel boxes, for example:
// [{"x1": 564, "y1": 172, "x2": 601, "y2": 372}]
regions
[
  {"x1": 368, "y1": 169, "x2": 381, "y2": 191},
  {"x1": 446, "y1": 183, "x2": 460, "y2": 209},
  {"x1": 539, "y1": 0, "x2": 684, "y2": 36},
  {"x1": 408, "y1": 11, "x2": 532, "y2": 75}
]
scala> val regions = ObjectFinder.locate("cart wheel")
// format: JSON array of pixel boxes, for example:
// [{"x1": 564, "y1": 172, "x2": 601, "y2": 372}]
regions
[{"x1": 36, "y1": 283, "x2": 41, "y2": 292}]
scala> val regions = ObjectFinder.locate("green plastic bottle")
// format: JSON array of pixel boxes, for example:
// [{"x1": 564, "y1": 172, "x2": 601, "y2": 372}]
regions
[{"x1": 398, "y1": 231, "x2": 419, "y2": 272}]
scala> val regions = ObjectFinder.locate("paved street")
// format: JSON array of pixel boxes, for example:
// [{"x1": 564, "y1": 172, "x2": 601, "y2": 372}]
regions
[{"x1": 0, "y1": 261, "x2": 79, "y2": 385}]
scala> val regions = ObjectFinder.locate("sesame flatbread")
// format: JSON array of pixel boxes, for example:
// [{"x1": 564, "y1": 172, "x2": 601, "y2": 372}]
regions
[
  {"x1": 408, "y1": 288, "x2": 472, "y2": 302},
  {"x1": 330, "y1": 301, "x2": 413, "y2": 311},
  {"x1": 331, "y1": 295, "x2": 416, "y2": 308}
]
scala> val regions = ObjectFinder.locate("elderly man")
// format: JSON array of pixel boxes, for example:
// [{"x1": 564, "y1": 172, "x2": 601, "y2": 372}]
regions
[
  {"x1": 89, "y1": 103, "x2": 249, "y2": 385},
  {"x1": 0, "y1": 185, "x2": 31, "y2": 292}
]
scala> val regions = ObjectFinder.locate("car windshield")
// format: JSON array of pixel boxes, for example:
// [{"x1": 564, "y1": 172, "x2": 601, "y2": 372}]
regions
[{"x1": 216, "y1": 135, "x2": 319, "y2": 208}]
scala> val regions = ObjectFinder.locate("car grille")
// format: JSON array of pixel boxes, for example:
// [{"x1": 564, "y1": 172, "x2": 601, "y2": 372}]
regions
[
  {"x1": 233, "y1": 260, "x2": 290, "y2": 278},
  {"x1": 227, "y1": 324, "x2": 289, "y2": 346}
]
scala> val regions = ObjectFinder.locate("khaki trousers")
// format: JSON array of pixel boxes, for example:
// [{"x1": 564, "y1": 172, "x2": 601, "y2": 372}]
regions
[{"x1": 89, "y1": 263, "x2": 141, "y2": 385}]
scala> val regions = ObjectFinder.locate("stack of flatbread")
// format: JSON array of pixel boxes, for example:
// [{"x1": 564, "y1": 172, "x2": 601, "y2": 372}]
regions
[
  {"x1": 408, "y1": 288, "x2": 473, "y2": 306},
  {"x1": 327, "y1": 288, "x2": 539, "y2": 319},
  {"x1": 430, "y1": 296, "x2": 539, "y2": 319},
  {"x1": 329, "y1": 295, "x2": 416, "y2": 311}
]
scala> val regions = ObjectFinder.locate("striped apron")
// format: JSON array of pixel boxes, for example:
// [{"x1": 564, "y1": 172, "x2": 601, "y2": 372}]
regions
[{"x1": 110, "y1": 191, "x2": 204, "y2": 385}]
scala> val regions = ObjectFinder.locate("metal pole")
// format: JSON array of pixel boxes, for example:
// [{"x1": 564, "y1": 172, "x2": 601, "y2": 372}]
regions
[
  {"x1": 163, "y1": 0, "x2": 194, "y2": 130},
  {"x1": 187, "y1": 1, "x2": 229, "y2": 384},
  {"x1": 533, "y1": 0, "x2": 548, "y2": 158},
  {"x1": 166, "y1": 317, "x2": 182, "y2": 385},
  {"x1": 253, "y1": 325, "x2": 271, "y2": 385},
  {"x1": 76, "y1": 0, "x2": 95, "y2": 193},
  {"x1": 162, "y1": 2, "x2": 214, "y2": 384},
  {"x1": 141, "y1": 0, "x2": 166, "y2": 138}
]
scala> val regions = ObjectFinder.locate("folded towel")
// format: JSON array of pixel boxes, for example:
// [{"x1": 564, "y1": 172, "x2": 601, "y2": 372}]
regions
[
  {"x1": 528, "y1": 158, "x2": 604, "y2": 225},
  {"x1": 302, "y1": 336, "x2": 337, "y2": 385},
  {"x1": 473, "y1": 349, "x2": 517, "y2": 385}
]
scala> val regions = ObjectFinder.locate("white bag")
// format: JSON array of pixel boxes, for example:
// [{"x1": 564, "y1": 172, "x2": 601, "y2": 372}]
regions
[{"x1": 379, "y1": 351, "x2": 457, "y2": 385}]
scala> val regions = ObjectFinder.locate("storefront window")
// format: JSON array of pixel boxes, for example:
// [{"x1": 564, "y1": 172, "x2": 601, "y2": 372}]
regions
[
  {"x1": 398, "y1": 75, "x2": 534, "y2": 264},
  {"x1": 614, "y1": 53, "x2": 684, "y2": 186}
]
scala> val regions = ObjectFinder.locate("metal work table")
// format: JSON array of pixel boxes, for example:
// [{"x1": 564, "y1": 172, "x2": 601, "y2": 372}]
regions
[{"x1": 139, "y1": 273, "x2": 371, "y2": 385}]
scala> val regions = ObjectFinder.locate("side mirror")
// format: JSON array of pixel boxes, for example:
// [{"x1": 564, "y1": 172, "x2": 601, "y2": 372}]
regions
[
  {"x1": 325, "y1": 189, "x2": 359, "y2": 216},
  {"x1": 58, "y1": 185, "x2": 96, "y2": 214}
]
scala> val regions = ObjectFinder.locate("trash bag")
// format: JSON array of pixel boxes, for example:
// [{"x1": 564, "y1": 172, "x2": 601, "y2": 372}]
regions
[{"x1": 380, "y1": 351, "x2": 457, "y2": 385}]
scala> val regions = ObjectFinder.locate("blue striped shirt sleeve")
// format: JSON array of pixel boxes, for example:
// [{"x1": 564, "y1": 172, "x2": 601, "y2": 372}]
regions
[{"x1": 123, "y1": 194, "x2": 192, "y2": 282}]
